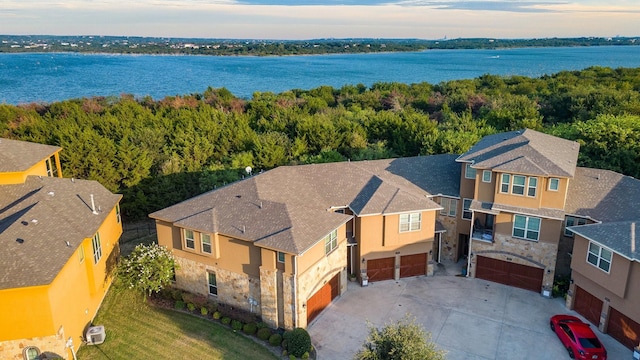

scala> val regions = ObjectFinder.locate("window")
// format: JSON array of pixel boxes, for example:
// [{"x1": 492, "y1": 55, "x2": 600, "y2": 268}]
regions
[
  {"x1": 23, "y1": 346, "x2": 40, "y2": 360},
  {"x1": 439, "y1": 198, "x2": 457, "y2": 217},
  {"x1": 45, "y1": 156, "x2": 58, "y2": 177},
  {"x1": 500, "y1": 174, "x2": 510, "y2": 193},
  {"x1": 184, "y1": 229, "x2": 195, "y2": 250},
  {"x1": 512, "y1": 215, "x2": 541, "y2": 241},
  {"x1": 78, "y1": 245, "x2": 85, "y2": 263},
  {"x1": 277, "y1": 251, "x2": 285, "y2": 263},
  {"x1": 564, "y1": 216, "x2": 588, "y2": 236},
  {"x1": 482, "y1": 170, "x2": 492, "y2": 183},
  {"x1": 92, "y1": 232, "x2": 102, "y2": 264},
  {"x1": 208, "y1": 272, "x2": 218, "y2": 295},
  {"x1": 324, "y1": 229, "x2": 338, "y2": 254},
  {"x1": 527, "y1": 177, "x2": 538, "y2": 197},
  {"x1": 587, "y1": 242, "x2": 612, "y2": 272},
  {"x1": 549, "y1": 178, "x2": 560, "y2": 191},
  {"x1": 115, "y1": 203, "x2": 121, "y2": 223},
  {"x1": 201, "y1": 233, "x2": 212, "y2": 254},
  {"x1": 465, "y1": 163, "x2": 476, "y2": 179},
  {"x1": 512, "y1": 175, "x2": 526, "y2": 195},
  {"x1": 399, "y1": 212, "x2": 421, "y2": 232},
  {"x1": 462, "y1": 199, "x2": 472, "y2": 220}
]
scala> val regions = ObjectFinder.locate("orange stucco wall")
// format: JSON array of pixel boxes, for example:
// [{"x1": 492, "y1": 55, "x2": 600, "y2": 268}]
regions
[{"x1": 0, "y1": 152, "x2": 61, "y2": 185}]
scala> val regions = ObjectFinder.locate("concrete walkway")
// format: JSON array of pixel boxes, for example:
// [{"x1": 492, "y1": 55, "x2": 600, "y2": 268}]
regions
[{"x1": 308, "y1": 260, "x2": 630, "y2": 360}]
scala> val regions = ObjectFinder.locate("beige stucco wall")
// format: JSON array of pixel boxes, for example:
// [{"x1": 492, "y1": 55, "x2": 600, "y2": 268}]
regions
[
  {"x1": 357, "y1": 211, "x2": 435, "y2": 259},
  {"x1": 475, "y1": 170, "x2": 495, "y2": 203},
  {"x1": 540, "y1": 177, "x2": 569, "y2": 210}
]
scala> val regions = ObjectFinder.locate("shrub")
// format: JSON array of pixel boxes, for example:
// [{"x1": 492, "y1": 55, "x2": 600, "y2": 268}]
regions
[
  {"x1": 174, "y1": 300, "x2": 186, "y2": 310},
  {"x1": 243, "y1": 322, "x2": 257, "y2": 335},
  {"x1": 269, "y1": 333, "x2": 283, "y2": 346},
  {"x1": 221, "y1": 317, "x2": 231, "y2": 325},
  {"x1": 117, "y1": 243, "x2": 176, "y2": 297},
  {"x1": 302, "y1": 352, "x2": 310, "y2": 359},
  {"x1": 256, "y1": 322, "x2": 268, "y2": 329},
  {"x1": 200, "y1": 307, "x2": 208, "y2": 316},
  {"x1": 231, "y1": 320, "x2": 243, "y2": 331},
  {"x1": 283, "y1": 328, "x2": 311, "y2": 358},
  {"x1": 213, "y1": 311, "x2": 222, "y2": 320},
  {"x1": 206, "y1": 302, "x2": 217, "y2": 314},
  {"x1": 171, "y1": 288, "x2": 184, "y2": 301},
  {"x1": 289, "y1": 355, "x2": 296, "y2": 360},
  {"x1": 187, "y1": 303, "x2": 196, "y2": 312},
  {"x1": 257, "y1": 327, "x2": 272, "y2": 341}
]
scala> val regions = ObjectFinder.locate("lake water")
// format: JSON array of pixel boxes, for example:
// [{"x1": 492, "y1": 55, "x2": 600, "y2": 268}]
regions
[{"x1": 1, "y1": 46, "x2": 640, "y2": 105}]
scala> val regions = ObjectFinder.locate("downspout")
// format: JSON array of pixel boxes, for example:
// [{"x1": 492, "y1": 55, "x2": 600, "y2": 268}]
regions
[
  {"x1": 293, "y1": 255, "x2": 298, "y2": 328},
  {"x1": 466, "y1": 212, "x2": 474, "y2": 277}
]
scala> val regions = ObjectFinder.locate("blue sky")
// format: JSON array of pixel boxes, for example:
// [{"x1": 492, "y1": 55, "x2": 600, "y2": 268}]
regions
[{"x1": 1, "y1": 0, "x2": 638, "y2": 39}]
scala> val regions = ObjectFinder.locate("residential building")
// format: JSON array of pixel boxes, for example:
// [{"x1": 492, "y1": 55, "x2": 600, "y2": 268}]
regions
[
  {"x1": 0, "y1": 138, "x2": 122, "y2": 360},
  {"x1": 151, "y1": 129, "x2": 639, "y2": 351}
]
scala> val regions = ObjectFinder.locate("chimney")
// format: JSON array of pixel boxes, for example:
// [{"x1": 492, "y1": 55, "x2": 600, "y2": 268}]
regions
[{"x1": 90, "y1": 194, "x2": 99, "y2": 215}]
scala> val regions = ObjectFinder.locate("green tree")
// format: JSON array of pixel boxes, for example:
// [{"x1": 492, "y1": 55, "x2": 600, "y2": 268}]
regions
[
  {"x1": 355, "y1": 315, "x2": 446, "y2": 360},
  {"x1": 117, "y1": 243, "x2": 177, "y2": 298}
]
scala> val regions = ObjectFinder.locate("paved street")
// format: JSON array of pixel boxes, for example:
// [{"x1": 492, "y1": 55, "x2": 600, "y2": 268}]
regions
[{"x1": 308, "y1": 261, "x2": 631, "y2": 360}]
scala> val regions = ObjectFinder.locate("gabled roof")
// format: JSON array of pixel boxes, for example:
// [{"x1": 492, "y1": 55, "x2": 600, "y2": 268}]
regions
[
  {"x1": 568, "y1": 221, "x2": 639, "y2": 262},
  {"x1": 150, "y1": 155, "x2": 460, "y2": 255},
  {"x1": 0, "y1": 176, "x2": 122, "y2": 289},
  {"x1": 456, "y1": 129, "x2": 580, "y2": 178},
  {"x1": 0, "y1": 138, "x2": 60, "y2": 173}
]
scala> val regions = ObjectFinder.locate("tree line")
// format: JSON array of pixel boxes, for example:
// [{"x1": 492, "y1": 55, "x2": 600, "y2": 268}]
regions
[{"x1": 1, "y1": 66, "x2": 639, "y2": 220}]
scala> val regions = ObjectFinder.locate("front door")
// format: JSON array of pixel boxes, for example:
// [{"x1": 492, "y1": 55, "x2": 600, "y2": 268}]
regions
[{"x1": 457, "y1": 234, "x2": 469, "y2": 262}]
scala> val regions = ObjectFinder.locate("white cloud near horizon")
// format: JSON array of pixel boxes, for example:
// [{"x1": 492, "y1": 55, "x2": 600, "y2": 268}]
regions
[{"x1": 1, "y1": 0, "x2": 639, "y2": 39}]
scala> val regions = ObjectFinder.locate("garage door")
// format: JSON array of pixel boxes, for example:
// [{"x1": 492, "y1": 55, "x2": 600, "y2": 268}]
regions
[
  {"x1": 367, "y1": 257, "x2": 395, "y2": 282},
  {"x1": 607, "y1": 307, "x2": 640, "y2": 350},
  {"x1": 573, "y1": 286, "x2": 603, "y2": 326},
  {"x1": 306, "y1": 273, "x2": 339, "y2": 324},
  {"x1": 476, "y1": 256, "x2": 543, "y2": 292},
  {"x1": 400, "y1": 253, "x2": 427, "y2": 278}
]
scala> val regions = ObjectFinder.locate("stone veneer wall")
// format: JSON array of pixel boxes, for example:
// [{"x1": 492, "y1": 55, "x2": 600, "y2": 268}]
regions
[
  {"x1": 469, "y1": 233, "x2": 558, "y2": 289},
  {"x1": 436, "y1": 215, "x2": 458, "y2": 261},
  {"x1": 174, "y1": 257, "x2": 262, "y2": 318},
  {"x1": 0, "y1": 334, "x2": 67, "y2": 360},
  {"x1": 296, "y1": 242, "x2": 348, "y2": 329}
]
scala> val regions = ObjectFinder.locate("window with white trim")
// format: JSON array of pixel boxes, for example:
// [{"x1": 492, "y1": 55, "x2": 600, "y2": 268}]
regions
[
  {"x1": 549, "y1": 178, "x2": 560, "y2": 191},
  {"x1": 78, "y1": 245, "x2": 85, "y2": 263},
  {"x1": 208, "y1": 272, "x2": 218, "y2": 295},
  {"x1": 482, "y1": 170, "x2": 492, "y2": 183},
  {"x1": 564, "y1": 216, "x2": 588, "y2": 236},
  {"x1": 512, "y1": 175, "x2": 526, "y2": 195},
  {"x1": 587, "y1": 242, "x2": 611, "y2": 273},
  {"x1": 202, "y1": 233, "x2": 212, "y2": 254},
  {"x1": 465, "y1": 163, "x2": 476, "y2": 179},
  {"x1": 439, "y1": 197, "x2": 457, "y2": 217},
  {"x1": 115, "y1": 203, "x2": 121, "y2": 223},
  {"x1": 23, "y1": 346, "x2": 40, "y2": 360},
  {"x1": 512, "y1": 215, "x2": 541, "y2": 241},
  {"x1": 527, "y1": 177, "x2": 538, "y2": 197},
  {"x1": 277, "y1": 251, "x2": 285, "y2": 263},
  {"x1": 324, "y1": 229, "x2": 338, "y2": 254},
  {"x1": 45, "y1": 155, "x2": 58, "y2": 177},
  {"x1": 399, "y1": 212, "x2": 421, "y2": 232},
  {"x1": 92, "y1": 232, "x2": 102, "y2": 264},
  {"x1": 462, "y1": 198, "x2": 472, "y2": 220},
  {"x1": 184, "y1": 229, "x2": 195, "y2": 250},
  {"x1": 500, "y1": 174, "x2": 510, "y2": 193}
]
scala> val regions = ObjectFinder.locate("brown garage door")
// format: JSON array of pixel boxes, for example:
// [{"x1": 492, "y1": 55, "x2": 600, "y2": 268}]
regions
[
  {"x1": 607, "y1": 307, "x2": 640, "y2": 350},
  {"x1": 400, "y1": 253, "x2": 427, "y2": 278},
  {"x1": 573, "y1": 286, "x2": 603, "y2": 326},
  {"x1": 306, "y1": 273, "x2": 339, "y2": 324},
  {"x1": 367, "y1": 257, "x2": 395, "y2": 282},
  {"x1": 476, "y1": 256, "x2": 544, "y2": 292}
]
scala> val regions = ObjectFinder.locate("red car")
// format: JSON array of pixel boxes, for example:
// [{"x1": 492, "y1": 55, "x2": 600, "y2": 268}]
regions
[{"x1": 550, "y1": 315, "x2": 607, "y2": 360}]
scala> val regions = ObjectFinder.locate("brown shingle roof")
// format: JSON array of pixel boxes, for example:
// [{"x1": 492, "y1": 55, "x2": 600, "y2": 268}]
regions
[
  {"x1": 0, "y1": 176, "x2": 121, "y2": 289},
  {"x1": 456, "y1": 129, "x2": 580, "y2": 177},
  {"x1": 150, "y1": 155, "x2": 460, "y2": 255},
  {"x1": 0, "y1": 138, "x2": 60, "y2": 173}
]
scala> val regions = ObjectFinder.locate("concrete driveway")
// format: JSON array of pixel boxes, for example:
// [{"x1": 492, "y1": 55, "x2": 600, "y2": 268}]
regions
[{"x1": 308, "y1": 261, "x2": 630, "y2": 360}]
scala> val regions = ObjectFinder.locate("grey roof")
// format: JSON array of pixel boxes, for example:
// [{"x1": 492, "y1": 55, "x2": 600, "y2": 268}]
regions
[
  {"x1": 150, "y1": 155, "x2": 460, "y2": 255},
  {"x1": 568, "y1": 221, "x2": 639, "y2": 262},
  {"x1": 491, "y1": 203, "x2": 566, "y2": 220},
  {"x1": 0, "y1": 176, "x2": 122, "y2": 290},
  {"x1": 456, "y1": 129, "x2": 580, "y2": 178},
  {"x1": 0, "y1": 138, "x2": 60, "y2": 173},
  {"x1": 565, "y1": 167, "x2": 640, "y2": 223}
]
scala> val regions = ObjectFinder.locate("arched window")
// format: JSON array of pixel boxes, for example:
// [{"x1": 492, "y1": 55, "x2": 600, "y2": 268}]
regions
[{"x1": 23, "y1": 346, "x2": 40, "y2": 360}]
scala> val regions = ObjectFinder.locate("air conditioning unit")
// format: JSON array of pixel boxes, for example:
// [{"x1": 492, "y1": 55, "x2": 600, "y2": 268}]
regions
[{"x1": 86, "y1": 325, "x2": 106, "y2": 345}]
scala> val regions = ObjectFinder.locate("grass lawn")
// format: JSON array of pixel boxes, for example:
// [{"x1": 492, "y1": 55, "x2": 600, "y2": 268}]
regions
[{"x1": 77, "y1": 287, "x2": 279, "y2": 360}]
